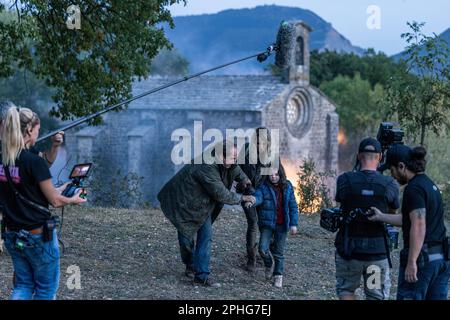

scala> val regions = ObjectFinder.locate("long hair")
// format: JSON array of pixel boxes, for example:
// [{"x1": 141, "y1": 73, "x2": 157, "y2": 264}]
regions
[
  {"x1": 269, "y1": 161, "x2": 288, "y2": 188},
  {"x1": 1, "y1": 104, "x2": 40, "y2": 166},
  {"x1": 406, "y1": 146, "x2": 427, "y2": 173},
  {"x1": 278, "y1": 162, "x2": 288, "y2": 187}
]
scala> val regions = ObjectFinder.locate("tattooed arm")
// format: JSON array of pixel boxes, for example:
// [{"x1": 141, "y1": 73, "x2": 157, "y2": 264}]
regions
[{"x1": 405, "y1": 208, "x2": 426, "y2": 283}]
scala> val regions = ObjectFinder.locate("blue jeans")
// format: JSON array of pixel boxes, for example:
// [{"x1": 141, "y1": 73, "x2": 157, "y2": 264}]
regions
[
  {"x1": 259, "y1": 225, "x2": 287, "y2": 276},
  {"x1": 397, "y1": 259, "x2": 450, "y2": 300},
  {"x1": 178, "y1": 215, "x2": 212, "y2": 281},
  {"x1": 3, "y1": 229, "x2": 60, "y2": 300}
]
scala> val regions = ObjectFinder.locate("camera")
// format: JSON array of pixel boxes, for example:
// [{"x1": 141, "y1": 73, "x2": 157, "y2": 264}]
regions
[
  {"x1": 376, "y1": 122, "x2": 404, "y2": 172},
  {"x1": 376, "y1": 122, "x2": 404, "y2": 151},
  {"x1": 320, "y1": 208, "x2": 342, "y2": 232},
  {"x1": 61, "y1": 163, "x2": 92, "y2": 199},
  {"x1": 320, "y1": 207, "x2": 372, "y2": 233}
]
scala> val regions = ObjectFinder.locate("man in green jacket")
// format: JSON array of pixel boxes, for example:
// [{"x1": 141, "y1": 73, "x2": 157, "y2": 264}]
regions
[{"x1": 157, "y1": 140, "x2": 255, "y2": 287}]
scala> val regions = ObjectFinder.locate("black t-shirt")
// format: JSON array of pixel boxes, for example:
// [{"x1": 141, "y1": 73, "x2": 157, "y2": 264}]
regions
[
  {"x1": 0, "y1": 149, "x2": 52, "y2": 230},
  {"x1": 401, "y1": 174, "x2": 447, "y2": 248}
]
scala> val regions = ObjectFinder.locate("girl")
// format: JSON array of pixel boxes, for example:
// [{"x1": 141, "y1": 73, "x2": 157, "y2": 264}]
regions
[
  {"x1": 250, "y1": 163, "x2": 299, "y2": 288},
  {"x1": 0, "y1": 105, "x2": 86, "y2": 300}
]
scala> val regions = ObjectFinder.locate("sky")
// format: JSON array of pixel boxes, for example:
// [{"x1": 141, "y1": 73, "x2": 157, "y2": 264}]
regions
[{"x1": 170, "y1": 0, "x2": 450, "y2": 55}]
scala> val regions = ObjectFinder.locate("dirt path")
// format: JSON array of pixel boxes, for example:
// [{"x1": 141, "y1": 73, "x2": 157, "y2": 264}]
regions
[{"x1": 1, "y1": 206, "x2": 403, "y2": 300}]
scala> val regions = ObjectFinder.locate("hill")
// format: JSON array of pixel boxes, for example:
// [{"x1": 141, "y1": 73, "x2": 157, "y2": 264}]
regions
[{"x1": 165, "y1": 5, "x2": 365, "y2": 74}]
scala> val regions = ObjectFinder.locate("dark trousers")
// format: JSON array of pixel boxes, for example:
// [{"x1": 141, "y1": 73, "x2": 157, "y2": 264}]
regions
[
  {"x1": 177, "y1": 215, "x2": 212, "y2": 281},
  {"x1": 242, "y1": 204, "x2": 258, "y2": 259},
  {"x1": 397, "y1": 259, "x2": 450, "y2": 300}
]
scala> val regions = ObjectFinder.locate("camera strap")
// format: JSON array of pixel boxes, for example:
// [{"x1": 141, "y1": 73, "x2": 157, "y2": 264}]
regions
[{"x1": 3, "y1": 165, "x2": 51, "y2": 215}]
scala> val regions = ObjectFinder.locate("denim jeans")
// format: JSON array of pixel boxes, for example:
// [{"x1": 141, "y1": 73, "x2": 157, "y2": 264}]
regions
[
  {"x1": 259, "y1": 225, "x2": 287, "y2": 276},
  {"x1": 397, "y1": 258, "x2": 450, "y2": 300},
  {"x1": 242, "y1": 204, "x2": 258, "y2": 259},
  {"x1": 3, "y1": 229, "x2": 60, "y2": 300},
  {"x1": 178, "y1": 215, "x2": 212, "y2": 281}
]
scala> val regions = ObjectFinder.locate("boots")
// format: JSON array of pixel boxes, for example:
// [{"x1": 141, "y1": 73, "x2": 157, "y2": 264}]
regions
[
  {"x1": 274, "y1": 275, "x2": 283, "y2": 288},
  {"x1": 245, "y1": 245, "x2": 258, "y2": 272}
]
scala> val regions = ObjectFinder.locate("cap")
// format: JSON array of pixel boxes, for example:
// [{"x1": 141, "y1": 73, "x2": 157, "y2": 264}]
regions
[
  {"x1": 358, "y1": 137, "x2": 382, "y2": 154},
  {"x1": 382, "y1": 144, "x2": 412, "y2": 171}
]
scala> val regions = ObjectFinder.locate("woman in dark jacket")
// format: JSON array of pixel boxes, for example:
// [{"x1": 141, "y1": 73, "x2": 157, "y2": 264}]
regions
[{"x1": 247, "y1": 163, "x2": 299, "y2": 288}]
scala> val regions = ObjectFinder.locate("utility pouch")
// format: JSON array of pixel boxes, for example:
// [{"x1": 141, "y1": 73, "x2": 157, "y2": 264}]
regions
[
  {"x1": 400, "y1": 247, "x2": 429, "y2": 268},
  {"x1": 444, "y1": 237, "x2": 450, "y2": 261},
  {"x1": 14, "y1": 230, "x2": 33, "y2": 251},
  {"x1": 43, "y1": 216, "x2": 59, "y2": 242}
]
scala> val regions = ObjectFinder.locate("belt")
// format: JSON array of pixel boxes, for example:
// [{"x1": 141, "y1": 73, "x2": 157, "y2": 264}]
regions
[
  {"x1": 6, "y1": 227, "x2": 43, "y2": 235},
  {"x1": 428, "y1": 253, "x2": 444, "y2": 262},
  {"x1": 425, "y1": 244, "x2": 443, "y2": 255}
]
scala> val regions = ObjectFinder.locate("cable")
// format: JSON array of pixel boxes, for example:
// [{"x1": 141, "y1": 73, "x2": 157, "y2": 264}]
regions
[
  {"x1": 58, "y1": 206, "x2": 66, "y2": 254},
  {"x1": 56, "y1": 155, "x2": 73, "y2": 186}
]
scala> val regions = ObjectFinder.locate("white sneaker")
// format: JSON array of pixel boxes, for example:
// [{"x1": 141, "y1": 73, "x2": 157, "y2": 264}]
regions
[{"x1": 274, "y1": 275, "x2": 283, "y2": 288}]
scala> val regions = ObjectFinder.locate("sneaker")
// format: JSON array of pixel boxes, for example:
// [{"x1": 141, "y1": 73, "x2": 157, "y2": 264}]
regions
[
  {"x1": 193, "y1": 277, "x2": 221, "y2": 288},
  {"x1": 185, "y1": 266, "x2": 195, "y2": 279},
  {"x1": 274, "y1": 275, "x2": 283, "y2": 288}
]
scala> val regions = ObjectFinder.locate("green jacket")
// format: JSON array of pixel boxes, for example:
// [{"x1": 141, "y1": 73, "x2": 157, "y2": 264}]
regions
[{"x1": 157, "y1": 163, "x2": 249, "y2": 239}]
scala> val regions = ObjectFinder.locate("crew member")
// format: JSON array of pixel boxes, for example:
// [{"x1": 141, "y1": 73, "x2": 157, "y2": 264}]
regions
[
  {"x1": 0, "y1": 106, "x2": 86, "y2": 300},
  {"x1": 369, "y1": 145, "x2": 449, "y2": 300},
  {"x1": 334, "y1": 137, "x2": 400, "y2": 300}
]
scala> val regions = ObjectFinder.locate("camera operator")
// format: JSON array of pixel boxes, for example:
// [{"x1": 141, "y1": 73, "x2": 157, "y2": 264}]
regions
[
  {"x1": 157, "y1": 140, "x2": 255, "y2": 287},
  {"x1": 0, "y1": 106, "x2": 86, "y2": 300},
  {"x1": 368, "y1": 145, "x2": 449, "y2": 300},
  {"x1": 237, "y1": 127, "x2": 271, "y2": 272},
  {"x1": 334, "y1": 138, "x2": 400, "y2": 300}
]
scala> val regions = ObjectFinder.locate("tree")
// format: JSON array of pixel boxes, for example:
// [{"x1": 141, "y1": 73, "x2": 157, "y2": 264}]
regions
[
  {"x1": 150, "y1": 48, "x2": 189, "y2": 76},
  {"x1": 309, "y1": 49, "x2": 404, "y2": 89},
  {"x1": 320, "y1": 74, "x2": 386, "y2": 170},
  {"x1": 0, "y1": 0, "x2": 185, "y2": 122},
  {"x1": 296, "y1": 158, "x2": 334, "y2": 215},
  {"x1": 383, "y1": 22, "x2": 450, "y2": 145}
]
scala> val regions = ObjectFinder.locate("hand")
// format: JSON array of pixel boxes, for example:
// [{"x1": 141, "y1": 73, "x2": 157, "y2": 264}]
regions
[
  {"x1": 72, "y1": 189, "x2": 87, "y2": 205},
  {"x1": 56, "y1": 182, "x2": 71, "y2": 194},
  {"x1": 244, "y1": 202, "x2": 253, "y2": 209},
  {"x1": 51, "y1": 131, "x2": 64, "y2": 147},
  {"x1": 290, "y1": 226, "x2": 298, "y2": 235},
  {"x1": 242, "y1": 195, "x2": 256, "y2": 205},
  {"x1": 367, "y1": 207, "x2": 383, "y2": 222},
  {"x1": 405, "y1": 261, "x2": 418, "y2": 283}
]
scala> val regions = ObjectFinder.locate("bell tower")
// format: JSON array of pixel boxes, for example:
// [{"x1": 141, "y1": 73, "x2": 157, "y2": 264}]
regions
[{"x1": 275, "y1": 21, "x2": 312, "y2": 85}]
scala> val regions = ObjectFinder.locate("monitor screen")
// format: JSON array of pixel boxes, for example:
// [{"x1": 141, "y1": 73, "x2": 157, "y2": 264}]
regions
[{"x1": 69, "y1": 163, "x2": 92, "y2": 179}]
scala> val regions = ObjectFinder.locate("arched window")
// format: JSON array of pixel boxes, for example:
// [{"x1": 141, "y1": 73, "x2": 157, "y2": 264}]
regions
[{"x1": 296, "y1": 36, "x2": 304, "y2": 66}]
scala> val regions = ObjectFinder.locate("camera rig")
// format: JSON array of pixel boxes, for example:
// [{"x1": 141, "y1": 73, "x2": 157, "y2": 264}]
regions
[
  {"x1": 61, "y1": 163, "x2": 92, "y2": 199},
  {"x1": 376, "y1": 122, "x2": 404, "y2": 172},
  {"x1": 353, "y1": 122, "x2": 404, "y2": 172},
  {"x1": 320, "y1": 207, "x2": 373, "y2": 233}
]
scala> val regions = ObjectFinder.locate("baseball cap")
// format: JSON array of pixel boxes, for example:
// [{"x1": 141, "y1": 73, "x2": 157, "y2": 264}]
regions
[
  {"x1": 358, "y1": 137, "x2": 382, "y2": 154},
  {"x1": 378, "y1": 144, "x2": 412, "y2": 172}
]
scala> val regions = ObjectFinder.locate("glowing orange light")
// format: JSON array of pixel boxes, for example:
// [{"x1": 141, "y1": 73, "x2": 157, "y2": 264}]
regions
[{"x1": 338, "y1": 128, "x2": 347, "y2": 146}]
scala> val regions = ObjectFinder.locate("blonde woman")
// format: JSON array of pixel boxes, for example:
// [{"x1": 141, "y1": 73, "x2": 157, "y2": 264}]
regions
[{"x1": 0, "y1": 105, "x2": 86, "y2": 300}]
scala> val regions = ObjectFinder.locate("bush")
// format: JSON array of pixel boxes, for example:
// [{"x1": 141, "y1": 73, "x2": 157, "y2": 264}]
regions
[
  {"x1": 296, "y1": 158, "x2": 335, "y2": 215},
  {"x1": 88, "y1": 168, "x2": 146, "y2": 209}
]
